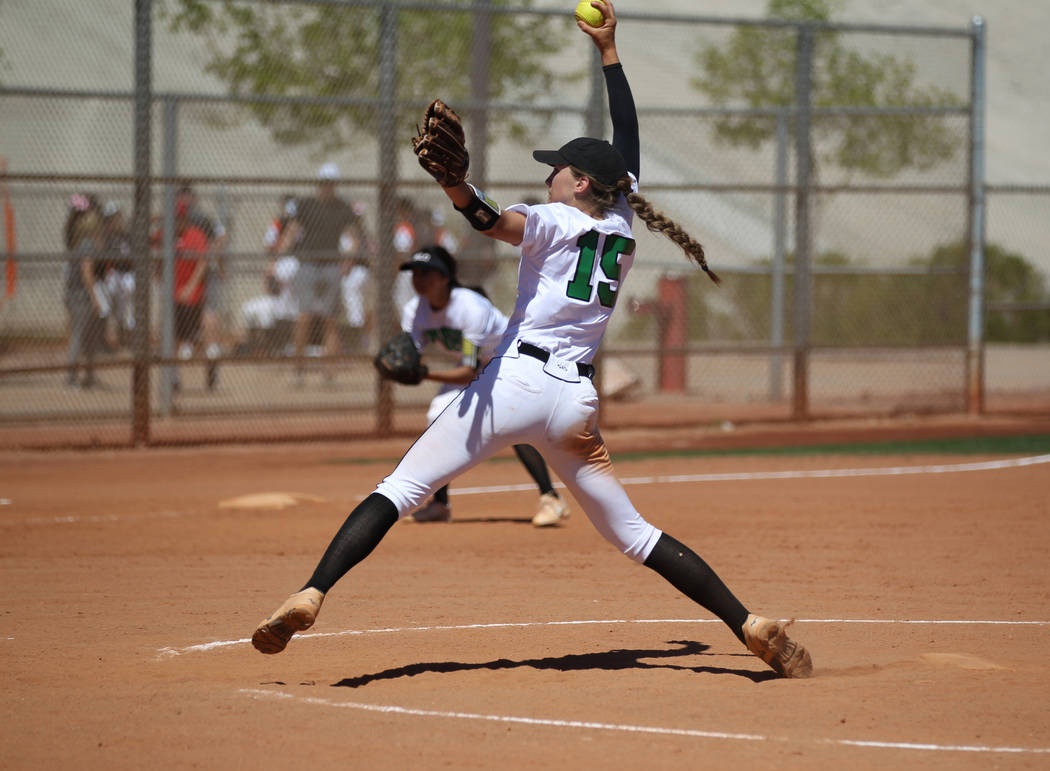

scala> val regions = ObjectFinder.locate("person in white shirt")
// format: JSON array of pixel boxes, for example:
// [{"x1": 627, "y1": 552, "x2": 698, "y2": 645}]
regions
[
  {"x1": 340, "y1": 257, "x2": 373, "y2": 354},
  {"x1": 252, "y1": 1, "x2": 812, "y2": 679},
  {"x1": 240, "y1": 256, "x2": 300, "y2": 354},
  {"x1": 241, "y1": 195, "x2": 300, "y2": 355}
]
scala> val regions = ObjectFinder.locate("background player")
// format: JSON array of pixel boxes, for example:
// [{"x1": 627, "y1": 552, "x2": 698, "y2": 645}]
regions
[
  {"x1": 396, "y1": 244, "x2": 569, "y2": 526},
  {"x1": 252, "y1": 1, "x2": 812, "y2": 678}
]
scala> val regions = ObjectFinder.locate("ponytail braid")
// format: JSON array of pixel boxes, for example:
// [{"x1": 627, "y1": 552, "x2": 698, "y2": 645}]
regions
[
  {"x1": 616, "y1": 177, "x2": 720, "y2": 285},
  {"x1": 579, "y1": 168, "x2": 719, "y2": 285}
]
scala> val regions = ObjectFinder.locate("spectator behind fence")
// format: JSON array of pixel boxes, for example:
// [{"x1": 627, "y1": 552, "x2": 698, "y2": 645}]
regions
[
  {"x1": 175, "y1": 185, "x2": 227, "y2": 389},
  {"x1": 171, "y1": 198, "x2": 209, "y2": 392},
  {"x1": 239, "y1": 194, "x2": 301, "y2": 356},
  {"x1": 100, "y1": 200, "x2": 135, "y2": 350},
  {"x1": 276, "y1": 163, "x2": 368, "y2": 386},
  {"x1": 390, "y1": 196, "x2": 424, "y2": 311},
  {"x1": 425, "y1": 206, "x2": 461, "y2": 255},
  {"x1": 63, "y1": 193, "x2": 106, "y2": 389}
]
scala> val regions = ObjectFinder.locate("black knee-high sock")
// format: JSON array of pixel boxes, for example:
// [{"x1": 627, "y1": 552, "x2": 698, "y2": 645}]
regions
[
  {"x1": 643, "y1": 532, "x2": 749, "y2": 643},
  {"x1": 514, "y1": 444, "x2": 555, "y2": 496},
  {"x1": 303, "y1": 493, "x2": 398, "y2": 594},
  {"x1": 433, "y1": 484, "x2": 449, "y2": 505}
]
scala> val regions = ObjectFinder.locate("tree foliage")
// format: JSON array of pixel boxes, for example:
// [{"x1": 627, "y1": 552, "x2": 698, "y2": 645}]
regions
[
  {"x1": 686, "y1": 242, "x2": 1049, "y2": 346},
  {"x1": 914, "y1": 242, "x2": 1050, "y2": 342},
  {"x1": 160, "y1": 0, "x2": 569, "y2": 152},
  {"x1": 693, "y1": 0, "x2": 963, "y2": 177}
]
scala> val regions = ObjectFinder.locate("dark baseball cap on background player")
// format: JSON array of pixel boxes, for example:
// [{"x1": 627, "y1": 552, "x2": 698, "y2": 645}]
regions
[
  {"x1": 532, "y1": 137, "x2": 628, "y2": 187},
  {"x1": 399, "y1": 245, "x2": 458, "y2": 282}
]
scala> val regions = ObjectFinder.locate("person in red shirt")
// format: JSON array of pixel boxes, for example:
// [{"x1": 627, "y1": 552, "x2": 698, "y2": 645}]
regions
[{"x1": 174, "y1": 200, "x2": 208, "y2": 369}]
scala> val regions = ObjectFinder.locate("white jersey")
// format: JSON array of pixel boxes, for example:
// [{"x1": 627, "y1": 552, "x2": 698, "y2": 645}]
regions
[
  {"x1": 402, "y1": 286, "x2": 509, "y2": 367},
  {"x1": 498, "y1": 186, "x2": 636, "y2": 363}
]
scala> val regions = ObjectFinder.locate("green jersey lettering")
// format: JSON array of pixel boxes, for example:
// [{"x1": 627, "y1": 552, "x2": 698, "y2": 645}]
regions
[{"x1": 565, "y1": 231, "x2": 635, "y2": 308}]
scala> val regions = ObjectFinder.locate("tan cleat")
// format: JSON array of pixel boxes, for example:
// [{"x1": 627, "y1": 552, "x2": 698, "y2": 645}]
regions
[
  {"x1": 405, "y1": 501, "x2": 451, "y2": 523},
  {"x1": 742, "y1": 613, "x2": 813, "y2": 678},
  {"x1": 251, "y1": 587, "x2": 325, "y2": 654},
  {"x1": 531, "y1": 492, "x2": 569, "y2": 527}
]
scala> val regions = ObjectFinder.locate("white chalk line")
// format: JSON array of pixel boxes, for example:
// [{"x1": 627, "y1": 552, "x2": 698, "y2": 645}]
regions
[
  {"x1": 156, "y1": 616, "x2": 1050, "y2": 658},
  {"x1": 238, "y1": 688, "x2": 1050, "y2": 756},
  {"x1": 18, "y1": 509, "x2": 193, "y2": 526},
  {"x1": 453, "y1": 452, "x2": 1050, "y2": 495},
  {"x1": 16, "y1": 453, "x2": 1050, "y2": 525}
]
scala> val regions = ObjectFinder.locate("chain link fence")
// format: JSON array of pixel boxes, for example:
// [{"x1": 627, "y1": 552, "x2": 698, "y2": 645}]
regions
[{"x1": 1, "y1": 1, "x2": 1047, "y2": 448}]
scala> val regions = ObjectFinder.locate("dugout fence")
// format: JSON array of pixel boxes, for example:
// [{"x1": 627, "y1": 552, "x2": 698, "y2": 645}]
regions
[{"x1": 1, "y1": 1, "x2": 1048, "y2": 449}]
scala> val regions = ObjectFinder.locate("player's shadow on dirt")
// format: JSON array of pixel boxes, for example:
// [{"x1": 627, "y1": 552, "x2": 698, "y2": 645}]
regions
[{"x1": 331, "y1": 639, "x2": 775, "y2": 687}]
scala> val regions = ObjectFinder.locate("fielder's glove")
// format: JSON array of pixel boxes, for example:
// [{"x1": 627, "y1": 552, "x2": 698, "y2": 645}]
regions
[
  {"x1": 374, "y1": 331, "x2": 429, "y2": 386},
  {"x1": 412, "y1": 99, "x2": 469, "y2": 188}
]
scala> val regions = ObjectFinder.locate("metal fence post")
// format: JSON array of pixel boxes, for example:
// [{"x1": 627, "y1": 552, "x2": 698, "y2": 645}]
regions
[
  {"x1": 375, "y1": 3, "x2": 398, "y2": 435},
  {"x1": 966, "y1": 16, "x2": 987, "y2": 414},
  {"x1": 159, "y1": 97, "x2": 177, "y2": 415},
  {"x1": 464, "y1": 0, "x2": 496, "y2": 287},
  {"x1": 770, "y1": 110, "x2": 788, "y2": 402},
  {"x1": 469, "y1": 0, "x2": 492, "y2": 188},
  {"x1": 131, "y1": 0, "x2": 153, "y2": 445},
  {"x1": 585, "y1": 46, "x2": 605, "y2": 138},
  {"x1": 792, "y1": 24, "x2": 814, "y2": 421}
]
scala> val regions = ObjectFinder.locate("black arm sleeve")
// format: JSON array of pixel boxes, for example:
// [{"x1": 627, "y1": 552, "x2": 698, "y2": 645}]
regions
[{"x1": 603, "y1": 62, "x2": 640, "y2": 180}]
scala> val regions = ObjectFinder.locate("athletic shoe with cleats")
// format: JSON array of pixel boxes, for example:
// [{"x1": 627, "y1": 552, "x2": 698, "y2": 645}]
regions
[
  {"x1": 531, "y1": 492, "x2": 569, "y2": 527},
  {"x1": 742, "y1": 613, "x2": 813, "y2": 678},
  {"x1": 405, "y1": 500, "x2": 451, "y2": 523},
  {"x1": 251, "y1": 587, "x2": 325, "y2": 654}
]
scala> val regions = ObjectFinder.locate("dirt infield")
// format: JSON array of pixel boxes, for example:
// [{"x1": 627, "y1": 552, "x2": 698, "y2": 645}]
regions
[{"x1": 2, "y1": 424, "x2": 1049, "y2": 769}]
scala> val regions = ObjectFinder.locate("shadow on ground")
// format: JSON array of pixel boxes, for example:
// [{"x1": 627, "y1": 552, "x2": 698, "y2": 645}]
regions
[{"x1": 330, "y1": 639, "x2": 776, "y2": 687}]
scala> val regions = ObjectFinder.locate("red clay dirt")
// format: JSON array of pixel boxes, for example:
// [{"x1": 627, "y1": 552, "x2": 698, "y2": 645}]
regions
[{"x1": 1, "y1": 416, "x2": 1049, "y2": 769}]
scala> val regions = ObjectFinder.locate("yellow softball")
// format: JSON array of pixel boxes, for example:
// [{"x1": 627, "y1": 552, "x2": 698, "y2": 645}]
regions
[{"x1": 574, "y1": 0, "x2": 605, "y2": 27}]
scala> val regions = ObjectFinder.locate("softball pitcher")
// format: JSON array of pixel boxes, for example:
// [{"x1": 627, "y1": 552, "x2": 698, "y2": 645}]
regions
[{"x1": 253, "y1": 1, "x2": 812, "y2": 678}]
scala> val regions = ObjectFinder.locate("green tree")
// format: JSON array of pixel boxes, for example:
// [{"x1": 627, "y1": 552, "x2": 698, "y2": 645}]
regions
[
  {"x1": 690, "y1": 250, "x2": 919, "y2": 345},
  {"x1": 693, "y1": 0, "x2": 962, "y2": 177},
  {"x1": 688, "y1": 241, "x2": 1048, "y2": 347},
  {"x1": 160, "y1": 0, "x2": 568, "y2": 152},
  {"x1": 915, "y1": 242, "x2": 1050, "y2": 342}
]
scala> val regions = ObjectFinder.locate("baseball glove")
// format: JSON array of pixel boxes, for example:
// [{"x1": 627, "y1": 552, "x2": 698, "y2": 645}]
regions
[
  {"x1": 412, "y1": 99, "x2": 469, "y2": 188},
  {"x1": 374, "y1": 331, "x2": 428, "y2": 385}
]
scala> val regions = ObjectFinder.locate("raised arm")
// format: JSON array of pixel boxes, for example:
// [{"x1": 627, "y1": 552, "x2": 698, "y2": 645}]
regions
[
  {"x1": 412, "y1": 101, "x2": 527, "y2": 246},
  {"x1": 577, "y1": 0, "x2": 639, "y2": 178}
]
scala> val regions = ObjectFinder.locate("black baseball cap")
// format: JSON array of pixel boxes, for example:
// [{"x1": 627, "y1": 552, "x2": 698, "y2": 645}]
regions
[
  {"x1": 399, "y1": 245, "x2": 457, "y2": 279},
  {"x1": 532, "y1": 137, "x2": 627, "y2": 187}
]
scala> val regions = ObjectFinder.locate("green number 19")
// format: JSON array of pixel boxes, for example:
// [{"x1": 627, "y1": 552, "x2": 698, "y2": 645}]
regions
[{"x1": 565, "y1": 231, "x2": 636, "y2": 308}]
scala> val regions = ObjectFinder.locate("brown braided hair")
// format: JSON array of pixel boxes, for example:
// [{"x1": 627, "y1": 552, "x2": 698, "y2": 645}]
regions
[{"x1": 572, "y1": 168, "x2": 720, "y2": 285}]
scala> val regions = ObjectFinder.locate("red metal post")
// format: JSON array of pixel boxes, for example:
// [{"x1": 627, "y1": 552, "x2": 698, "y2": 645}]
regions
[{"x1": 658, "y1": 275, "x2": 687, "y2": 392}]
